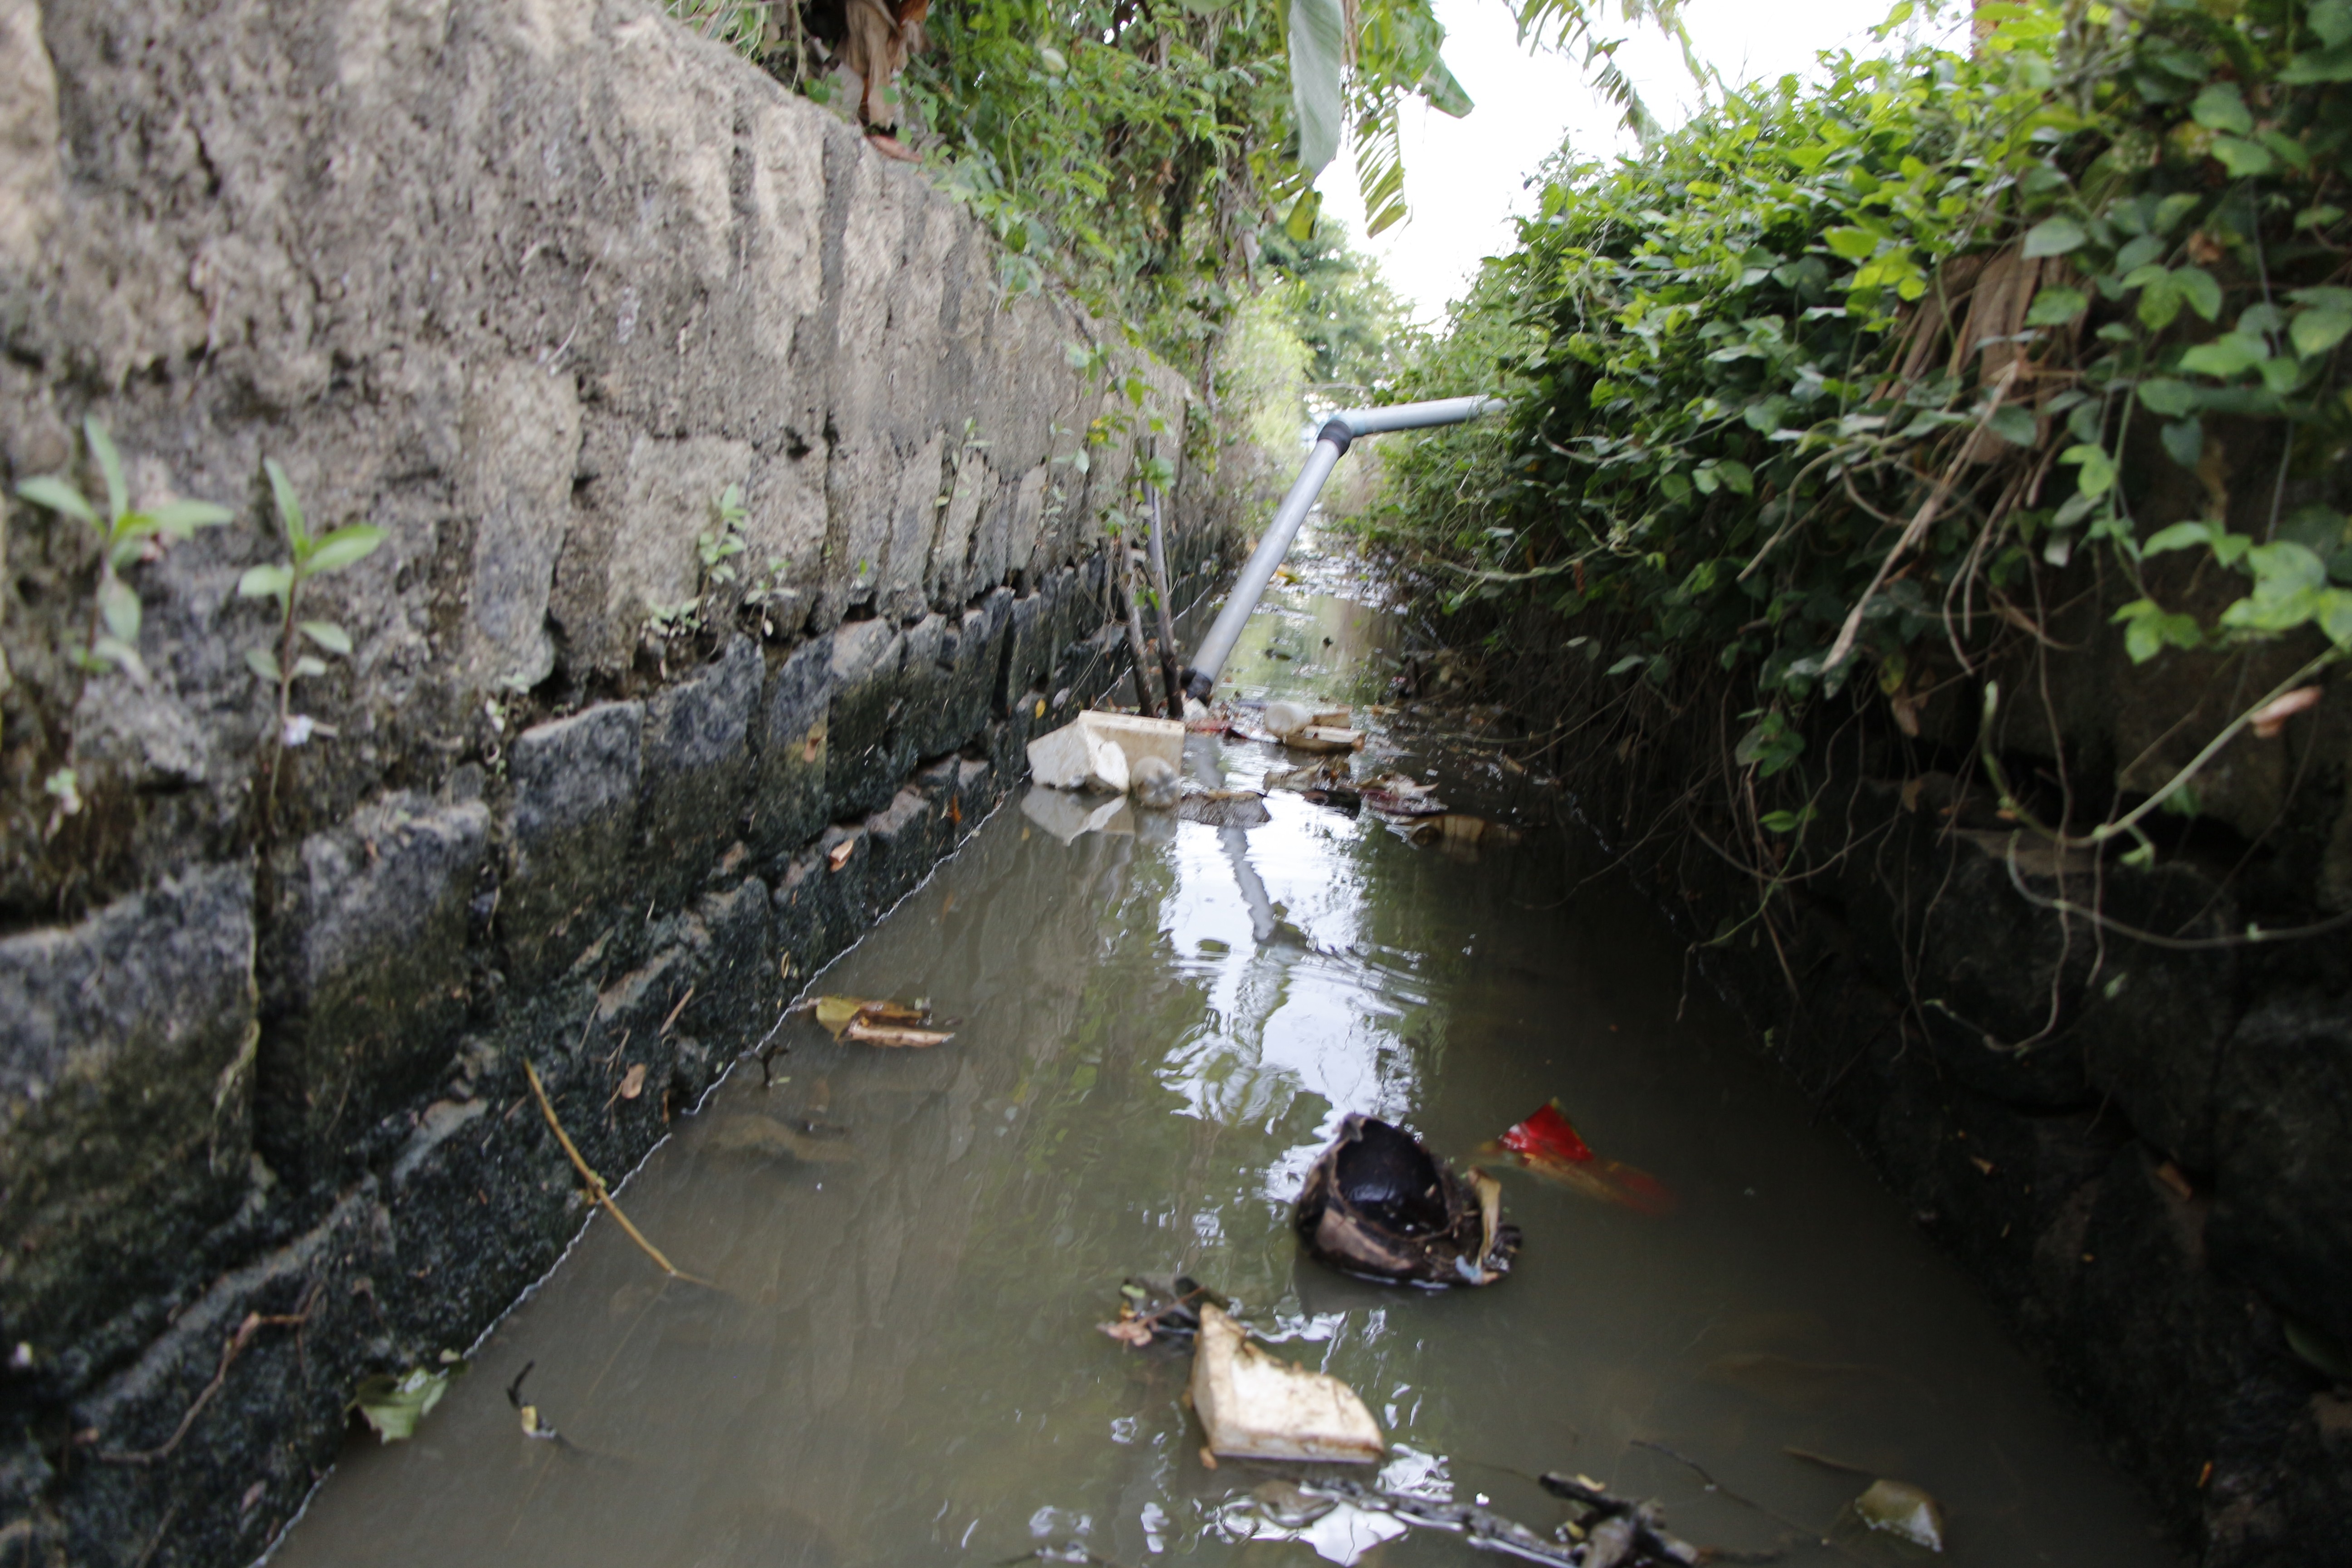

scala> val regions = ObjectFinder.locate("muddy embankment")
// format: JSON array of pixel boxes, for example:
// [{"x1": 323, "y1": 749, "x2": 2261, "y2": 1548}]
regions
[
  {"x1": 1427, "y1": 519, "x2": 2352, "y2": 1563},
  {"x1": 0, "y1": 2, "x2": 1241, "y2": 1563}
]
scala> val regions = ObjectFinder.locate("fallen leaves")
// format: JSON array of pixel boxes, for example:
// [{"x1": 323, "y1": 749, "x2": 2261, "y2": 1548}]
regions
[
  {"x1": 811, "y1": 995, "x2": 954, "y2": 1048},
  {"x1": 1483, "y1": 1100, "x2": 1676, "y2": 1216},
  {"x1": 827, "y1": 838, "x2": 856, "y2": 871}
]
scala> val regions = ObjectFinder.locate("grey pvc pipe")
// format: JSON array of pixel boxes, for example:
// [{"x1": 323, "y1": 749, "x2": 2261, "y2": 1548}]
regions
[{"x1": 1182, "y1": 395, "x2": 1504, "y2": 701}]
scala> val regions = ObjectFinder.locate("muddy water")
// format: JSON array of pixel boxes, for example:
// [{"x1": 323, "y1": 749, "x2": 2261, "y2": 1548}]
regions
[{"x1": 270, "y1": 569, "x2": 2174, "y2": 1568}]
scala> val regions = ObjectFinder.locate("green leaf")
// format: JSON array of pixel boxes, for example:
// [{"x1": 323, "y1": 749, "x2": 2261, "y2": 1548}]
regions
[
  {"x1": 147, "y1": 500, "x2": 235, "y2": 536},
  {"x1": 350, "y1": 1366, "x2": 462, "y2": 1444},
  {"x1": 2062, "y1": 444, "x2": 2117, "y2": 497},
  {"x1": 299, "y1": 620, "x2": 353, "y2": 656},
  {"x1": 1824, "y1": 227, "x2": 1879, "y2": 260},
  {"x1": 2112, "y1": 599, "x2": 2204, "y2": 663},
  {"x1": 1759, "y1": 807, "x2": 1816, "y2": 834},
  {"x1": 2190, "y1": 81, "x2": 2253, "y2": 134},
  {"x1": 15, "y1": 475, "x2": 95, "y2": 524},
  {"x1": 2290, "y1": 308, "x2": 2352, "y2": 360},
  {"x1": 2138, "y1": 377, "x2": 2200, "y2": 416},
  {"x1": 2174, "y1": 267, "x2": 2221, "y2": 322},
  {"x1": 2021, "y1": 216, "x2": 2086, "y2": 259},
  {"x1": 2160, "y1": 419, "x2": 2203, "y2": 469},
  {"x1": 2179, "y1": 336, "x2": 2264, "y2": 378},
  {"x1": 85, "y1": 420, "x2": 127, "y2": 524},
  {"x1": 290, "y1": 654, "x2": 329, "y2": 680},
  {"x1": 1036, "y1": 44, "x2": 1067, "y2": 74},
  {"x1": 98, "y1": 574, "x2": 141, "y2": 644},
  {"x1": 246, "y1": 646, "x2": 283, "y2": 682},
  {"x1": 1715, "y1": 459, "x2": 1754, "y2": 496},
  {"x1": 238, "y1": 564, "x2": 295, "y2": 602},
  {"x1": 1284, "y1": 186, "x2": 1321, "y2": 243},
  {"x1": 2209, "y1": 137, "x2": 2275, "y2": 178},
  {"x1": 264, "y1": 459, "x2": 308, "y2": 550},
  {"x1": 304, "y1": 525, "x2": 385, "y2": 575},
  {"x1": 2024, "y1": 286, "x2": 2086, "y2": 326},
  {"x1": 90, "y1": 634, "x2": 147, "y2": 681},
  {"x1": 1286, "y1": 0, "x2": 1346, "y2": 177},
  {"x1": 1418, "y1": 56, "x2": 1473, "y2": 118},
  {"x1": 1986, "y1": 405, "x2": 2038, "y2": 447}
]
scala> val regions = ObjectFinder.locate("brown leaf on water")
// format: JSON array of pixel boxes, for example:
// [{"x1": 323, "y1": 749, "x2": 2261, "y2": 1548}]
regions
[
  {"x1": 617, "y1": 1063, "x2": 647, "y2": 1100},
  {"x1": 811, "y1": 995, "x2": 932, "y2": 1037},
  {"x1": 1099, "y1": 1318, "x2": 1156, "y2": 1348},
  {"x1": 813, "y1": 995, "x2": 867, "y2": 1035},
  {"x1": 841, "y1": 1018, "x2": 954, "y2": 1048}
]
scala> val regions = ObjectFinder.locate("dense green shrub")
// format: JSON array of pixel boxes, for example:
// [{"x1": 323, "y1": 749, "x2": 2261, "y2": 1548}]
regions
[{"x1": 1374, "y1": 0, "x2": 2351, "y2": 833}]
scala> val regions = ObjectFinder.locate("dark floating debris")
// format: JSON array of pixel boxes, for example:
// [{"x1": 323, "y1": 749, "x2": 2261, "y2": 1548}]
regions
[
  {"x1": 1098, "y1": 1275, "x2": 1225, "y2": 1348},
  {"x1": 1539, "y1": 1473, "x2": 1706, "y2": 1565},
  {"x1": 1294, "y1": 1114, "x2": 1519, "y2": 1288}
]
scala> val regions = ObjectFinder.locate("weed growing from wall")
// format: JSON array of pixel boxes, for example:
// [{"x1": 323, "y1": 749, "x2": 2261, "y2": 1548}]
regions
[
  {"x1": 238, "y1": 460, "x2": 383, "y2": 813},
  {"x1": 13, "y1": 420, "x2": 232, "y2": 833}
]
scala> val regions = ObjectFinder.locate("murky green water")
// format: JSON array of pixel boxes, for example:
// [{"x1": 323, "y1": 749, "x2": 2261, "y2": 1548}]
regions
[{"x1": 270, "y1": 568, "x2": 2173, "y2": 1568}]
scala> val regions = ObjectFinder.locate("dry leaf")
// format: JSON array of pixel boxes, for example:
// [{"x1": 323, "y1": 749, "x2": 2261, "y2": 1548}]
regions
[
  {"x1": 813, "y1": 995, "x2": 866, "y2": 1035},
  {"x1": 842, "y1": 1018, "x2": 953, "y2": 1048},
  {"x1": 827, "y1": 839, "x2": 856, "y2": 871},
  {"x1": 617, "y1": 1063, "x2": 647, "y2": 1100},
  {"x1": 2251, "y1": 686, "x2": 2323, "y2": 739},
  {"x1": 1099, "y1": 1318, "x2": 1156, "y2": 1348}
]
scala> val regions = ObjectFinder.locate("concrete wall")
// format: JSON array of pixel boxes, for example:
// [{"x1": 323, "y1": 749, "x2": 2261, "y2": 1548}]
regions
[{"x1": 0, "y1": 0, "x2": 1241, "y2": 1562}]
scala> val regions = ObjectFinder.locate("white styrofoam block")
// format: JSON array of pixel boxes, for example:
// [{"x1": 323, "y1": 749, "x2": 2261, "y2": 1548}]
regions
[
  {"x1": 1026, "y1": 711, "x2": 1181, "y2": 793},
  {"x1": 1081, "y1": 711, "x2": 1185, "y2": 775}
]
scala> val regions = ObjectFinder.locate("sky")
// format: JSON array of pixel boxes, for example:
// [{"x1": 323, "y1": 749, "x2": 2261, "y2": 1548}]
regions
[{"x1": 1317, "y1": 0, "x2": 1922, "y2": 324}]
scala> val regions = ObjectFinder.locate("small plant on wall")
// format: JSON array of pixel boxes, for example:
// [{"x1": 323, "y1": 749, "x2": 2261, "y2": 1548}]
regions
[
  {"x1": 238, "y1": 459, "x2": 382, "y2": 806},
  {"x1": 13, "y1": 418, "x2": 233, "y2": 833}
]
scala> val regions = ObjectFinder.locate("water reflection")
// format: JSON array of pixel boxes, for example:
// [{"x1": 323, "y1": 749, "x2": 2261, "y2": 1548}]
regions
[{"x1": 269, "y1": 575, "x2": 2174, "y2": 1568}]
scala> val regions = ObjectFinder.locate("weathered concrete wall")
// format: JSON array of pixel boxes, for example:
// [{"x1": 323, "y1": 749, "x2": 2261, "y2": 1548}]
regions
[{"x1": 0, "y1": 0, "x2": 1241, "y2": 1562}]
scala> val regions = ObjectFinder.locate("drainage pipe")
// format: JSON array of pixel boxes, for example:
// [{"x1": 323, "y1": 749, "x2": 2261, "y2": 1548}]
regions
[{"x1": 1181, "y1": 395, "x2": 1504, "y2": 702}]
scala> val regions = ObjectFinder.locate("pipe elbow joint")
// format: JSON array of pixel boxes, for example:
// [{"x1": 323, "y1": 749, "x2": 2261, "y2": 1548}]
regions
[{"x1": 1316, "y1": 417, "x2": 1355, "y2": 456}]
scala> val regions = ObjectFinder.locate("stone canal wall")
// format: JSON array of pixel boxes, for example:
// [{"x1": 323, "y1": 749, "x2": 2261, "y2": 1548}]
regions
[
  {"x1": 0, "y1": 1, "x2": 1240, "y2": 1561},
  {"x1": 1460, "y1": 568, "x2": 2352, "y2": 1564}
]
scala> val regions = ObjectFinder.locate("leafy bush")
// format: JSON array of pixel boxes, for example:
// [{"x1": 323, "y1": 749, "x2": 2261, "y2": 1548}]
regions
[{"x1": 1375, "y1": 0, "x2": 2351, "y2": 825}]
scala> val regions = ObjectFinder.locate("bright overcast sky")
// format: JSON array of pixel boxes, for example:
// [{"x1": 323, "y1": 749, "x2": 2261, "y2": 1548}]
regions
[{"x1": 1319, "y1": 0, "x2": 1921, "y2": 324}]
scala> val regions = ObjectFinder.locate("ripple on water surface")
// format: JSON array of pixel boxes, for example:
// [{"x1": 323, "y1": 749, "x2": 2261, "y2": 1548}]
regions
[{"x1": 270, "y1": 576, "x2": 2176, "y2": 1568}]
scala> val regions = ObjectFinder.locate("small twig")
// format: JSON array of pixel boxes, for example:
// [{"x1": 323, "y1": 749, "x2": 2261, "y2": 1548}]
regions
[
  {"x1": 131, "y1": 1503, "x2": 179, "y2": 1568},
  {"x1": 1628, "y1": 1439, "x2": 1843, "y2": 1558},
  {"x1": 94, "y1": 1286, "x2": 322, "y2": 1465},
  {"x1": 1823, "y1": 360, "x2": 2020, "y2": 673},
  {"x1": 524, "y1": 1060, "x2": 709, "y2": 1285},
  {"x1": 660, "y1": 985, "x2": 696, "y2": 1037}
]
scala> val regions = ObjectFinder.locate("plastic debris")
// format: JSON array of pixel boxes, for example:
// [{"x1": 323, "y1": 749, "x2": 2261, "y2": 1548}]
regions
[
  {"x1": 1027, "y1": 711, "x2": 1185, "y2": 794},
  {"x1": 1294, "y1": 1114, "x2": 1519, "y2": 1288},
  {"x1": 1849, "y1": 1478, "x2": 1946, "y2": 1553},
  {"x1": 1485, "y1": 1100, "x2": 1676, "y2": 1216},
  {"x1": 1098, "y1": 1275, "x2": 1225, "y2": 1348},
  {"x1": 1190, "y1": 1304, "x2": 1384, "y2": 1464}
]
